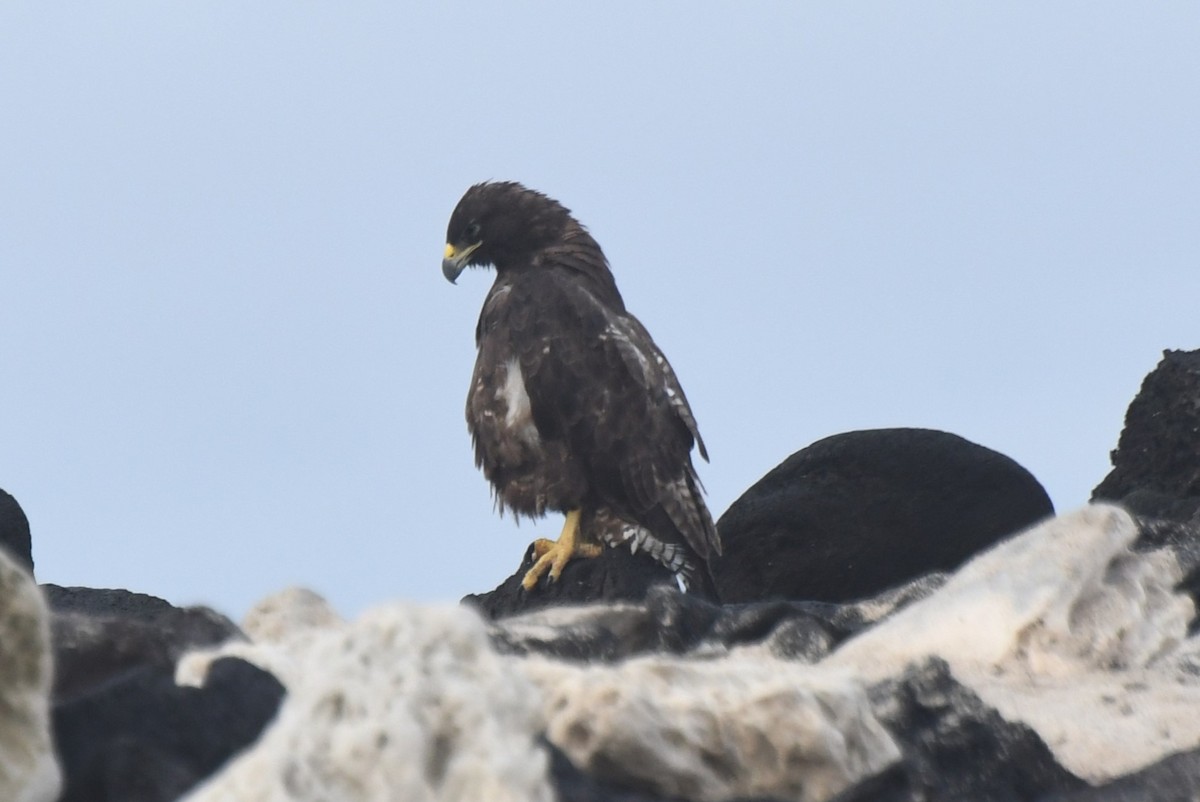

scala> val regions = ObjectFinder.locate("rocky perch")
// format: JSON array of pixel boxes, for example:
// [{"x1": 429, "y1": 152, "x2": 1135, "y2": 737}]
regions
[{"x1": 3, "y1": 348, "x2": 1200, "y2": 802}]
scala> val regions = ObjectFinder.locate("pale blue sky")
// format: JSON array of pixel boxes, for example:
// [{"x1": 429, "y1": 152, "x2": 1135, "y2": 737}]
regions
[{"x1": 2, "y1": 4, "x2": 1197, "y2": 620}]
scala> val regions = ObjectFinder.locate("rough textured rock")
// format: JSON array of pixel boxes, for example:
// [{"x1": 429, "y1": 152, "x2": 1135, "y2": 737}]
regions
[
  {"x1": 546, "y1": 739, "x2": 800, "y2": 802},
  {"x1": 184, "y1": 591, "x2": 905, "y2": 802},
  {"x1": 464, "y1": 540, "x2": 680, "y2": 620},
  {"x1": 182, "y1": 603, "x2": 555, "y2": 802},
  {"x1": 546, "y1": 739, "x2": 698, "y2": 802},
  {"x1": 712, "y1": 427, "x2": 1054, "y2": 603},
  {"x1": 469, "y1": 428, "x2": 1042, "y2": 615},
  {"x1": 1094, "y1": 349, "x2": 1200, "y2": 508},
  {"x1": 490, "y1": 575, "x2": 943, "y2": 664},
  {"x1": 54, "y1": 657, "x2": 285, "y2": 802},
  {"x1": 490, "y1": 586, "x2": 829, "y2": 662},
  {"x1": 44, "y1": 585, "x2": 271, "y2": 801},
  {"x1": 9, "y1": 350, "x2": 1200, "y2": 801},
  {"x1": 524, "y1": 655, "x2": 900, "y2": 802},
  {"x1": 831, "y1": 659, "x2": 1084, "y2": 802},
  {"x1": 829, "y1": 504, "x2": 1199, "y2": 781},
  {"x1": 1091, "y1": 349, "x2": 1200, "y2": 625},
  {"x1": 0, "y1": 551, "x2": 60, "y2": 802},
  {"x1": 239, "y1": 586, "x2": 342, "y2": 642},
  {"x1": 1040, "y1": 747, "x2": 1200, "y2": 802},
  {"x1": 151, "y1": 498, "x2": 1200, "y2": 801},
  {"x1": 1126, "y1": 515, "x2": 1200, "y2": 642},
  {"x1": 0, "y1": 487, "x2": 33, "y2": 576},
  {"x1": 175, "y1": 587, "x2": 345, "y2": 693},
  {"x1": 44, "y1": 585, "x2": 242, "y2": 700}
]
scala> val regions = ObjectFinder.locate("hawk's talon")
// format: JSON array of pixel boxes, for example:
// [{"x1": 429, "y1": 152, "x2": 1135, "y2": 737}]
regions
[
  {"x1": 530, "y1": 538, "x2": 558, "y2": 560},
  {"x1": 520, "y1": 510, "x2": 602, "y2": 590}
]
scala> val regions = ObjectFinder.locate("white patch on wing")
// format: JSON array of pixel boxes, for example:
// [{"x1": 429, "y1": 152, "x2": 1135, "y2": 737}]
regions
[{"x1": 498, "y1": 358, "x2": 540, "y2": 445}]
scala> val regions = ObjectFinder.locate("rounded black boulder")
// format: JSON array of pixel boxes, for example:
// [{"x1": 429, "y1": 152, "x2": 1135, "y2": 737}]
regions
[{"x1": 712, "y1": 428, "x2": 1054, "y2": 604}]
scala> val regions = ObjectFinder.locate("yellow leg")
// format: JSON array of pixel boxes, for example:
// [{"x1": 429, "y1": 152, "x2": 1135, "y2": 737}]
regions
[{"x1": 522, "y1": 509, "x2": 603, "y2": 590}]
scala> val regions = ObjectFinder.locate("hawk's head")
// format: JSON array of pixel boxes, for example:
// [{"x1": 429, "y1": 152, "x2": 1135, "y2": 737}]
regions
[{"x1": 441, "y1": 181, "x2": 574, "y2": 283}]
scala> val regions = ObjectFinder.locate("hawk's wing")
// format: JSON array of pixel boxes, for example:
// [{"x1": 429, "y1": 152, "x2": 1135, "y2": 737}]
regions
[{"x1": 486, "y1": 268, "x2": 718, "y2": 560}]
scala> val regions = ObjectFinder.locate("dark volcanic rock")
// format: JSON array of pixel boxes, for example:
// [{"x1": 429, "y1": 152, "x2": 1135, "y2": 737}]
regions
[
  {"x1": 1039, "y1": 746, "x2": 1200, "y2": 802},
  {"x1": 1119, "y1": 491, "x2": 1200, "y2": 529},
  {"x1": 1093, "y1": 349, "x2": 1200, "y2": 509},
  {"x1": 464, "y1": 539, "x2": 680, "y2": 620},
  {"x1": 1090, "y1": 350, "x2": 1200, "y2": 627},
  {"x1": 547, "y1": 736, "x2": 791, "y2": 802},
  {"x1": 547, "y1": 739, "x2": 692, "y2": 802},
  {"x1": 489, "y1": 584, "x2": 726, "y2": 661},
  {"x1": 712, "y1": 428, "x2": 1054, "y2": 604},
  {"x1": 43, "y1": 585, "x2": 243, "y2": 700},
  {"x1": 832, "y1": 659, "x2": 1085, "y2": 802},
  {"x1": 54, "y1": 656, "x2": 285, "y2": 802},
  {"x1": 23, "y1": 350, "x2": 1200, "y2": 801},
  {"x1": 470, "y1": 427, "x2": 1034, "y2": 615},
  {"x1": 1127, "y1": 515, "x2": 1200, "y2": 635},
  {"x1": 43, "y1": 584, "x2": 210, "y2": 620},
  {"x1": 0, "y1": 487, "x2": 33, "y2": 575},
  {"x1": 490, "y1": 575, "x2": 944, "y2": 663},
  {"x1": 491, "y1": 584, "x2": 837, "y2": 662}
]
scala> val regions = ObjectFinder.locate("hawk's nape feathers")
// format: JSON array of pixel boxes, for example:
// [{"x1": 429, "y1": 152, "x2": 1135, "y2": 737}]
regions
[{"x1": 443, "y1": 181, "x2": 720, "y2": 595}]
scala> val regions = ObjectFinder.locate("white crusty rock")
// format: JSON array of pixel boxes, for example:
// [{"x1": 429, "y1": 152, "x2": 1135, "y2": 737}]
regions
[
  {"x1": 177, "y1": 586, "x2": 345, "y2": 691},
  {"x1": 0, "y1": 552, "x2": 60, "y2": 802},
  {"x1": 183, "y1": 602, "x2": 554, "y2": 802},
  {"x1": 183, "y1": 504, "x2": 1200, "y2": 800},
  {"x1": 523, "y1": 655, "x2": 899, "y2": 802},
  {"x1": 240, "y1": 585, "x2": 343, "y2": 643},
  {"x1": 828, "y1": 503, "x2": 1200, "y2": 781},
  {"x1": 184, "y1": 588, "x2": 899, "y2": 802}
]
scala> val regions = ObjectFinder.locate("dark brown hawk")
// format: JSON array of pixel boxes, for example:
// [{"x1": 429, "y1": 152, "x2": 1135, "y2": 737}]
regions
[{"x1": 442, "y1": 181, "x2": 721, "y2": 596}]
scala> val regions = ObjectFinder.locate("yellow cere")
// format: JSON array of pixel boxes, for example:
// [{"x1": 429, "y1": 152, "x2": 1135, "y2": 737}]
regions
[{"x1": 444, "y1": 243, "x2": 456, "y2": 259}]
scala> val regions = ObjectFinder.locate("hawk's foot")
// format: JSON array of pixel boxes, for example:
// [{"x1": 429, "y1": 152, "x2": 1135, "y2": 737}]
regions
[{"x1": 522, "y1": 509, "x2": 603, "y2": 589}]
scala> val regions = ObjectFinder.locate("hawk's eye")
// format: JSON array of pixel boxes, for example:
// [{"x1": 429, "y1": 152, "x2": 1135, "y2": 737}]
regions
[{"x1": 464, "y1": 222, "x2": 482, "y2": 241}]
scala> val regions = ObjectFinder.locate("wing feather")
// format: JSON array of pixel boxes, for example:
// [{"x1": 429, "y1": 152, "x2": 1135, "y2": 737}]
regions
[{"x1": 507, "y1": 270, "x2": 719, "y2": 559}]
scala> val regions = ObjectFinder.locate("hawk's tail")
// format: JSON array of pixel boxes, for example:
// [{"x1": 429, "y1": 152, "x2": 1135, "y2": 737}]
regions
[{"x1": 680, "y1": 557, "x2": 721, "y2": 603}]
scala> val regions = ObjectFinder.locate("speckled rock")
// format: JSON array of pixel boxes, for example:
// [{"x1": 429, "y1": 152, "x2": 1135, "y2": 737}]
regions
[
  {"x1": 44, "y1": 585, "x2": 242, "y2": 700},
  {"x1": 0, "y1": 488, "x2": 33, "y2": 575},
  {"x1": 182, "y1": 603, "x2": 555, "y2": 802},
  {"x1": 0, "y1": 551, "x2": 59, "y2": 802}
]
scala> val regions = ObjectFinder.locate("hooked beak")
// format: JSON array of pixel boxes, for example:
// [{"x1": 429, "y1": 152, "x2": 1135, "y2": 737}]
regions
[{"x1": 442, "y1": 241, "x2": 482, "y2": 284}]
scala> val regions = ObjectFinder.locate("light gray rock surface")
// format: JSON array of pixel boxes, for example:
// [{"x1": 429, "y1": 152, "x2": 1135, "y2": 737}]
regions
[
  {"x1": 182, "y1": 601, "x2": 554, "y2": 802},
  {"x1": 0, "y1": 553, "x2": 59, "y2": 802},
  {"x1": 829, "y1": 503, "x2": 1200, "y2": 780},
  {"x1": 183, "y1": 592, "x2": 901, "y2": 802},
  {"x1": 525, "y1": 656, "x2": 898, "y2": 802},
  {"x1": 180, "y1": 505, "x2": 1200, "y2": 801}
]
